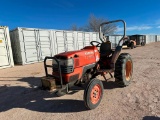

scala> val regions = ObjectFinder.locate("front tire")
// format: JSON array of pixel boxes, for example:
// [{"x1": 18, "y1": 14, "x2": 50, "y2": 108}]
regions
[
  {"x1": 84, "y1": 78, "x2": 103, "y2": 110},
  {"x1": 114, "y1": 53, "x2": 133, "y2": 86}
]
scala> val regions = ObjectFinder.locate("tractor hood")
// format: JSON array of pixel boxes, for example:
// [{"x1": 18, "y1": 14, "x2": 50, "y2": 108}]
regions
[
  {"x1": 54, "y1": 46, "x2": 100, "y2": 67},
  {"x1": 55, "y1": 50, "x2": 83, "y2": 59},
  {"x1": 55, "y1": 46, "x2": 99, "y2": 59}
]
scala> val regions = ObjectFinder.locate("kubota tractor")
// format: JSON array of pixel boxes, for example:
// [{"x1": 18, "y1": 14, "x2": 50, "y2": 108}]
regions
[{"x1": 41, "y1": 20, "x2": 133, "y2": 110}]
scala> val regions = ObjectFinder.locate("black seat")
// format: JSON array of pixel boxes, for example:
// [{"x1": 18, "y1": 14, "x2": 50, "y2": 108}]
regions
[{"x1": 100, "y1": 41, "x2": 112, "y2": 56}]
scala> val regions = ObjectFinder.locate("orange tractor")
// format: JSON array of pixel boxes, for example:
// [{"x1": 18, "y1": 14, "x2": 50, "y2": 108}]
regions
[{"x1": 41, "y1": 20, "x2": 133, "y2": 109}]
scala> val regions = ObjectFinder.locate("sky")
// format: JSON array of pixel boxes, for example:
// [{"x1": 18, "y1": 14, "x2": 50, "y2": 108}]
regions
[{"x1": 1, "y1": 0, "x2": 160, "y2": 35}]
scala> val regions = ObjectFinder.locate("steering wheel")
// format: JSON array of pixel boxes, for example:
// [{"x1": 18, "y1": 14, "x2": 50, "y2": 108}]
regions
[{"x1": 90, "y1": 41, "x2": 101, "y2": 47}]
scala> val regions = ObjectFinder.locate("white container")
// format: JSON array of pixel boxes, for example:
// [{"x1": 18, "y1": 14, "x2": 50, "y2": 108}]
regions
[
  {"x1": 145, "y1": 35, "x2": 156, "y2": 44},
  {"x1": 10, "y1": 28, "x2": 53, "y2": 65},
  {"x1": 10, "y1": 27, "x2": 100, "y2": 65},
  {"x1": 156, "y1": 35, "x2": 160, "y2": 42},
  {"x1": 0, "y1": 26, "x2": 14, "y2": 69}
]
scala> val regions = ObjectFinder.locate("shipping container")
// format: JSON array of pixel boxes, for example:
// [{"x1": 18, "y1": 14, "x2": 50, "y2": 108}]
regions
[
  {"x1": 145, "y1": 35, "x2": 156, "y2": 44},
  {"x1": 10, "y1": 27, "x2": 100, "y2": 65},
  {"x1": 9, "y1": 26, "x2": 159, "y2": 65},
  {"x1": 0, "y1": 26, "x2": 14, "y2": 69},
  {"x1": 156, "y1": 35, "x2": 160, "y2": 42},
  {"x1": 10, "y1": 28, "x2": 53, "y2": 65}
]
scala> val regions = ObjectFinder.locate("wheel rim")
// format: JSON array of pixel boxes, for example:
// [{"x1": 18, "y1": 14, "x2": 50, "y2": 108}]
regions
[
  {"x1": 90, "y1": 84, "x2": 101, "y2": 104},
  {"x1": 125, "y1": 60, "x2": 132, "y2": 81}
]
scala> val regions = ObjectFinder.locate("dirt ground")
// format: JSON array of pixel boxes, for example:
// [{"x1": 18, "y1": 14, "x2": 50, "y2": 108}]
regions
[{"x1": 0, "y1": 42, "x2": 160, "y2": 120}]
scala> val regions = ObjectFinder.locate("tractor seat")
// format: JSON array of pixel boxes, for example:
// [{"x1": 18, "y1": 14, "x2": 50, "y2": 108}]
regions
[{"x1": 100, "y1": 41, "x2": 112, "y2": 57}]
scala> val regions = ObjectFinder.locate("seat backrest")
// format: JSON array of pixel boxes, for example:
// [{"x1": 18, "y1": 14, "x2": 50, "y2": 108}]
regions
[{"x1": 100, "y1": 41, "x2": 112, "y2": 55}]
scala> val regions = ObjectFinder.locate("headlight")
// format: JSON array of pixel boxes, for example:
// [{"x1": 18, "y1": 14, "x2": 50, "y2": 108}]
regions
[
  {"x1": 58, "y1": 59, "x2": 73, "y2": 66},
  {"x1": 65, "y1": 59, "x2": 73, "y2": 66},
  {"x1": 60, "y1": 59, "x2": 73, "y2": 66},
  {"x1": 52, "y1": 58, "x2": 73, "y2": 66}
]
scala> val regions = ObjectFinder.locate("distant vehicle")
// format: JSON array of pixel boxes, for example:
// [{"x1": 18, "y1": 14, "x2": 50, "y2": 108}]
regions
[
  {"x1": 123, "y1": 37, "x2": 136, "y2": 49},
  {"x1": 129, "y1": 35, "x2": 146, "y2": 46}
]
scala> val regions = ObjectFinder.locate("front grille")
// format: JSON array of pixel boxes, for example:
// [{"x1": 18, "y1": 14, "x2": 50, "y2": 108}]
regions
[{"x1": 53, "y1": 65, "x2": 73, "y2": 74}]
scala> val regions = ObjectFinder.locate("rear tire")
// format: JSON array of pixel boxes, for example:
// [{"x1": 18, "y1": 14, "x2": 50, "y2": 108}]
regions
[
  {"x1": 114, "y1": 53, "x2": 133, "y2": 87},
  {"x1": 84, "y1": 78, "x2": 103, "y2": 110}
]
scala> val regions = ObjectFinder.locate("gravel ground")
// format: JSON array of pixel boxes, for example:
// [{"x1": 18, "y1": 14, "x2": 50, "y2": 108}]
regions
[{"x1": 0, "y1": 42, "x2": 160, "y2": 120}]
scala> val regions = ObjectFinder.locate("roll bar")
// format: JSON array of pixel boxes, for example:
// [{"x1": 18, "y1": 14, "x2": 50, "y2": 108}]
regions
[{"x1": 99, "y1": 19, "x2": 126, "y2": 46}]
